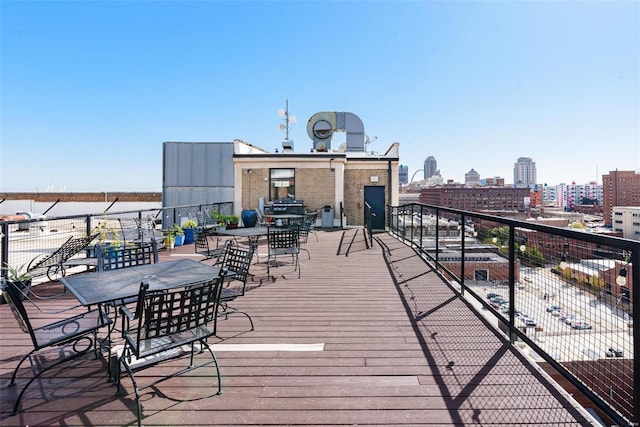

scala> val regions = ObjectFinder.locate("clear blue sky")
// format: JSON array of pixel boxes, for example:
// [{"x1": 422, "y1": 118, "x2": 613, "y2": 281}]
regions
[{"x1": 1, "y1": 0, "x2": 638, "y2": 192}]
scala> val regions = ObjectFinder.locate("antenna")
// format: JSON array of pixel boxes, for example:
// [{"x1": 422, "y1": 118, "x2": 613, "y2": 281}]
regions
[{"x1": 278, "y1": 99, "x2": 296, "y2": 141}]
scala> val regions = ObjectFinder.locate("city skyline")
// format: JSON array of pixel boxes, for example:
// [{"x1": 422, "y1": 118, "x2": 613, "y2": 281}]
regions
[{"x1": 1, "y1": 1, "x2": 638, "y2": 192}]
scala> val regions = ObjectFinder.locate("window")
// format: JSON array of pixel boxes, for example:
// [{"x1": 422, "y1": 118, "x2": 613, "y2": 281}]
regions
[{"x1": 269, "y1": 168, "x2": 295, "y2": 200}]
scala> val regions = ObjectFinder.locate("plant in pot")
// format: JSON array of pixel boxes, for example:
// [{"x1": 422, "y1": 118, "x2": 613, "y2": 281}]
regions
[
  {"x1": 226, "y1": 215, "x2": 240, "y2": 229},
  {"x1": 210, "y1": 212, "x2": 226, "y2": 230},
  {"x1": 171, "y1": 224, "x2": 185, "y2": 246},
  {"x1": 182, "y1": 219, "x2": 198, "y2": 244},
  {"x1": 93, "y1": 221, "x2": 122, "y2": 258},
  {"x1": 1, "y1": 263, "x2": 32, "y2": 302},
  {"x1": 163, "y1": 230, "x2": 175, "y2": 249}
]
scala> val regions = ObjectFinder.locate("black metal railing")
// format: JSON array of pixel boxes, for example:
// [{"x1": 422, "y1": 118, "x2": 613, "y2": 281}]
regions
[
  {"x1": 364, "y1": 201, "x2": 373, "y2": 248},
  {"x1": 0, "y1": 202, "x2": 233, "y2": 281},
  {"x1": 389, "y1": 202, "x2": 638, "y2": 427}
]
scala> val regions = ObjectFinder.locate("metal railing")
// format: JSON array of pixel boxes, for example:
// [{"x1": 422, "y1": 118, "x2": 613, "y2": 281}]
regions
[
  {"x1": 0, "y1": 202, "x2": 233, "y2": 282},
  {"x1": 389, "y1": 203, "x2": 638, "y2": 427}
]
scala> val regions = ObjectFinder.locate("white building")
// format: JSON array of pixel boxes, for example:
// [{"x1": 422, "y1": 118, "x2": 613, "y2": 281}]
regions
[{"x1": 612, "y1": 206, "x2": 640, "y2": 240}]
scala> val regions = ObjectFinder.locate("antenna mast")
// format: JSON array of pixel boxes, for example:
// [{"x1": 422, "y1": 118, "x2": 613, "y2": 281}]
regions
[{"x1": 278, "y1": 99, "x2": 297, "y2": 139}]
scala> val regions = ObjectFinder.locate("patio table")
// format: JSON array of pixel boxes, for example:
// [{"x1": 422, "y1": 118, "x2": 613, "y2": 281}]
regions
[{"x1": 61, "y1": 259, "x2": 220, "y2": 306}]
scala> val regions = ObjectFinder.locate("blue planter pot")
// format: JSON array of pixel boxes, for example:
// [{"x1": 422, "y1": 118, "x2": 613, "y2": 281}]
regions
[
  {"x1": 174, "y1": 234, "x2": 185, "y2": 246},
  {"x1": 242, "y1": 209, "x2": 257, "y2": 227},
  {"x1": 184, "y1": 228, "x2": 196, "y2": 244}
]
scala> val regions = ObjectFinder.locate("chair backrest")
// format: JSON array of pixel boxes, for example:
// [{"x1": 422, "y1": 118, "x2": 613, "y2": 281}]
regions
[
  {"x1": 97, "y1": 240, "x2": 158, "y2": 271},
  {"x1": 298, "y1": 221, "x2": 312, "y2": 243},
  {"x1": 27, "y1": 233, "x2": 99, "y2": 276},
  {"x1": 194, "y1": 232, "x2": 211, "y2": 257},
  {"x1": 119, "y1": 218, "x2": 142, "y2": 243},
  {"x1": 196, "y1": 211, "x2": 209, "y2": 227},
  {"x1": 129, "y1": 269, "x2": 226, "y2": 357},
  {"x1": 215, "y1": 242, "x2": 255, "y2": 293},
  {"x1": 2, "y1": 280, "x2": 38, "y2": 347},
  {"x1": 268, "y1": 227, "x2": 300, "y2": 250}
]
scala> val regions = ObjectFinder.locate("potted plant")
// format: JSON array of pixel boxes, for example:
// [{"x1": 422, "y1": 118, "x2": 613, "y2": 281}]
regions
[
  {"x1": 226, "y1": 215, "x2": 240, "y2": 229},
  {"x1": 163, "y1": 230, "x2": 175, "y2": 249},
  {"x1": 93, "y1": 221, "x2": 122, "y2": 258},
  {"x1": 171, "y1": 224, "x2": 185, "y2": 246},
  {"x1": 1, "y1": 263, "x2": 32, "y2": 302},
  {"x1": 182, "y1": 219, "x2": 198, "y2": 244}
]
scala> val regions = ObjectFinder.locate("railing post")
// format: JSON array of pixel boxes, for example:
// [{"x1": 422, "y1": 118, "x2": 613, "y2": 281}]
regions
[
  {"x1": 633, "y1": 247, "x2": 639, "y2": 426},
  {"x1": 508, "y1": 224, "x2": 516, "y2": 344},
  {"x1": 419, "y1": 205, "x2": 423, "y2": 250},
  {"x1": 0, "y1": 222, "x2": 8, "y2": 278},
  {"x1": 435, "y1": 208, "x2": 439, "y2": 267},
  {"x1": 460, "y1": 214, "x2": 465, "y2": 296}
]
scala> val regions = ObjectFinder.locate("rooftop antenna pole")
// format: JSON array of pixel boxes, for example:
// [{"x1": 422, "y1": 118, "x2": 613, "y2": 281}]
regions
[
  {"x1": 278, "y1": 99, "x2": 296, "y2": 138},
  {"x1": 278, "y1": 99, "x2": 296, "y2": 151}
]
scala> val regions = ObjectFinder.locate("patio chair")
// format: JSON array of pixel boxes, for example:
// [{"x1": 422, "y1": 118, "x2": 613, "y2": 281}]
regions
[
  {"x1": 267, "y1": 227, "x2": 301, "y2": 279},
  {"x1": 304, "y1": 211, "x2": 319, "y2": 242},
  {"x1": 118, "y1": 218, "x2": 143, "y2": 244},
  {"x1": 297, "y1": 221, "x2": 312, "y2": 260},
  {"x1": 96, "y1": 240, "x2": 158, "y2": 272},
  {"x1": 2, "y1": 280, "x2": 112, "y2": 415},
  {"x1": 115, "y1": 270, "x2": 226, "y2": 427},
  {"x1": 214, "y1": 241, "x2": 256, "y2": 332},
  {"x1": 195, "y1": 232, "x2": 227, "y2": 260},
  {"x1": 26, "y1": 233, "x2": 100, "y2": 300}
]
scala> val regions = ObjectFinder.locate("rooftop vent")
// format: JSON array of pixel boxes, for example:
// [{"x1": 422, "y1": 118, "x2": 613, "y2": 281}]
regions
[{"x1": 306, "y1": 112, "x2": 365, "y2": 152}]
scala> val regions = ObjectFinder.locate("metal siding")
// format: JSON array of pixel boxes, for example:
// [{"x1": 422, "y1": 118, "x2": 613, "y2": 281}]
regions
[{"x1": 162, "y1": 142, "x2": 235, "y2": 209}]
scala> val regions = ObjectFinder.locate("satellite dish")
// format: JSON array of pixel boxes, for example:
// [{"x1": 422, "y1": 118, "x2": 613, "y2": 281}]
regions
[
  {"x1": 277, "y1": 109, "x2": 286, "y2": 118},
  {"x1": 278, "y1": 123, "x2": 286, "y2": 131},
  {"x1": 289, "y1": 116, "x2": 297, "y2": 124}
]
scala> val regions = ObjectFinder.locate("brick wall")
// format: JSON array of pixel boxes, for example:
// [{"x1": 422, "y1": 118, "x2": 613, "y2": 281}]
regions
[{"x1": 344, "y1": 168, "x2": 389, "y2": 226}]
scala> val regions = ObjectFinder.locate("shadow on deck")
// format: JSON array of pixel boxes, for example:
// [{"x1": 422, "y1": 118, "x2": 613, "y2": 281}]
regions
[{"x1": 0, "y1": 230, "x2": 598, "y2": 426}]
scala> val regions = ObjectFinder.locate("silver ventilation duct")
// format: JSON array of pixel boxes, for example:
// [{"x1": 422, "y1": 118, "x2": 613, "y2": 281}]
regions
[{"x1": 306, "y1": 112, "x2": 365, "y2": 152}]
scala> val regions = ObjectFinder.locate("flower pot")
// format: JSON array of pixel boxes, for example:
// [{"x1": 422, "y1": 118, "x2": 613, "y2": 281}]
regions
[
  {"x1": 241, "y1": 209, "x2": 257, "y2": 227},
  {"x1": 226, "y1": 222, "x2": 238, "y2": 230},
  {"x1": 174, "y1": 234, "x2": 185, "y2": 246},
  {"x1": 1, "y1": 279, "x2": 32, "y2": 303},
  {"x1": 184, "y1": 228, "x2": 196, "y2": 244}
]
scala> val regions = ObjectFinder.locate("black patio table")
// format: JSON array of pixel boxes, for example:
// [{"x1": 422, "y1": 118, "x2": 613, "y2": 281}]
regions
[{"x1": 60, "y1": 259, "x2": 220, "y2": 306}]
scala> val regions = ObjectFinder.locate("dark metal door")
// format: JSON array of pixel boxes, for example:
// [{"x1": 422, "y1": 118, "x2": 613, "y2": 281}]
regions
[{"x1": 364, "y1": 186, "x2": 385, "y2": 230}]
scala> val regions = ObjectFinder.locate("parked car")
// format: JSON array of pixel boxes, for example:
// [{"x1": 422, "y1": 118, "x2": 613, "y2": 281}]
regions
[
  {"x1": 572, "y1": 321, "x2": 593, "y2": 330},
  {"x1": 520, "y1": 315, "x2": 537, "y2": 326},
  {"x1": 605, "y1": 347, "x2": 623, "y2": 357},
  {"x1": 546, "y1": 305, "x2": 562, "y2": 312},
  {"x1": 486, "y1": 292, "x2": 502, "y2": 300}
]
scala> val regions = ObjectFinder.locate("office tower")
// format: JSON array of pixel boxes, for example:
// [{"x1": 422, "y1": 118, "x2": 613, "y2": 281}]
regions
[
  {"x1": 602, "y1": 170, "x2": 640, "y2": 226},
  {"x1": 424, "y1": 156, "x2": 437, "y2": 179},
  {"x1": 399, "y1": 165, "x2": 408, "y2": 185},
  {"x1": 513, "y1": 157, "x2": 537, "y2": 188}
]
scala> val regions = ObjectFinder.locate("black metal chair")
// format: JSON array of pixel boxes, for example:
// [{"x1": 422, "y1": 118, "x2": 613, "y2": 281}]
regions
[
  {"x1": 195, "y1": 232, "x2": 227, "y2": 260},
  {"x1": 96, "y1": 240, "x2": 158, "y2": 271},
  {"x1": 2, "y1": 280, "x2": 112, "y2": 415},
  {"x1": 267, "y1": 227, "x2": 301, "y2": 279},
  {"x1": 27, "y1": 233, "x2": 100, "y2": 283},
  {"x1": 116, "y1": 270, "x2": 226, "y2": 427},
  {"x1": 297, "y1": 221, "x2": 313, "y2": 260},
  {"x1": 214, "y1": 242, "x2": 256, "y2": 332}
]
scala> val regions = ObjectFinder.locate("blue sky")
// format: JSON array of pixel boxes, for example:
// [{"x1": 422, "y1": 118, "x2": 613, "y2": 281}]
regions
[{"x1": 1, "y1": 0, "x2": 638, "y2": 192}]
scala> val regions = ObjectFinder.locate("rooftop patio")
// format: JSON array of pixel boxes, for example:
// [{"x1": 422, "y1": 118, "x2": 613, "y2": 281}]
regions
[{"x1": 1, "y1": 229, "x2": 600, "y2": 426}]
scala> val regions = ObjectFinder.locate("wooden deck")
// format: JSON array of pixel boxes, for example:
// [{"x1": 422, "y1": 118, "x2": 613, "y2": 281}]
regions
[{"x1": 0, "y1": 229, "x2": 599, "y2": 426}]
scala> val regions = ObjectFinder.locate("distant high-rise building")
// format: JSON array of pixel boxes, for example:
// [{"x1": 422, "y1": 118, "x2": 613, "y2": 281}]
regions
[
  {"x1": 513, "y1": 157, "x2": 537, "y2": 188},
  {"x1": 602, "y1": 170, "x2": 640, "y2": 226},
  {"x1": 424, "y1": 156, "x2": 437, "y2": 179},
  {"x1": 399, "y1": 164, "x2": 408, "y2": 185}
]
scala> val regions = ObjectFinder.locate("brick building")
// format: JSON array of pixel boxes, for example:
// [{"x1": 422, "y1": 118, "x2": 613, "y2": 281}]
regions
[
  {"x1": 602, "y1": 170, "x2": 640, "y2": 226},
  {"x1": 419, "y1": 186, "x2": 531, "y2": 212}
]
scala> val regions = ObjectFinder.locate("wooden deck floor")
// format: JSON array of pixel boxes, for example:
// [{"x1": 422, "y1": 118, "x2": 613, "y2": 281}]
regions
[{"x1": 0, "y1": 229, "x2": 598, "y2": 426}]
